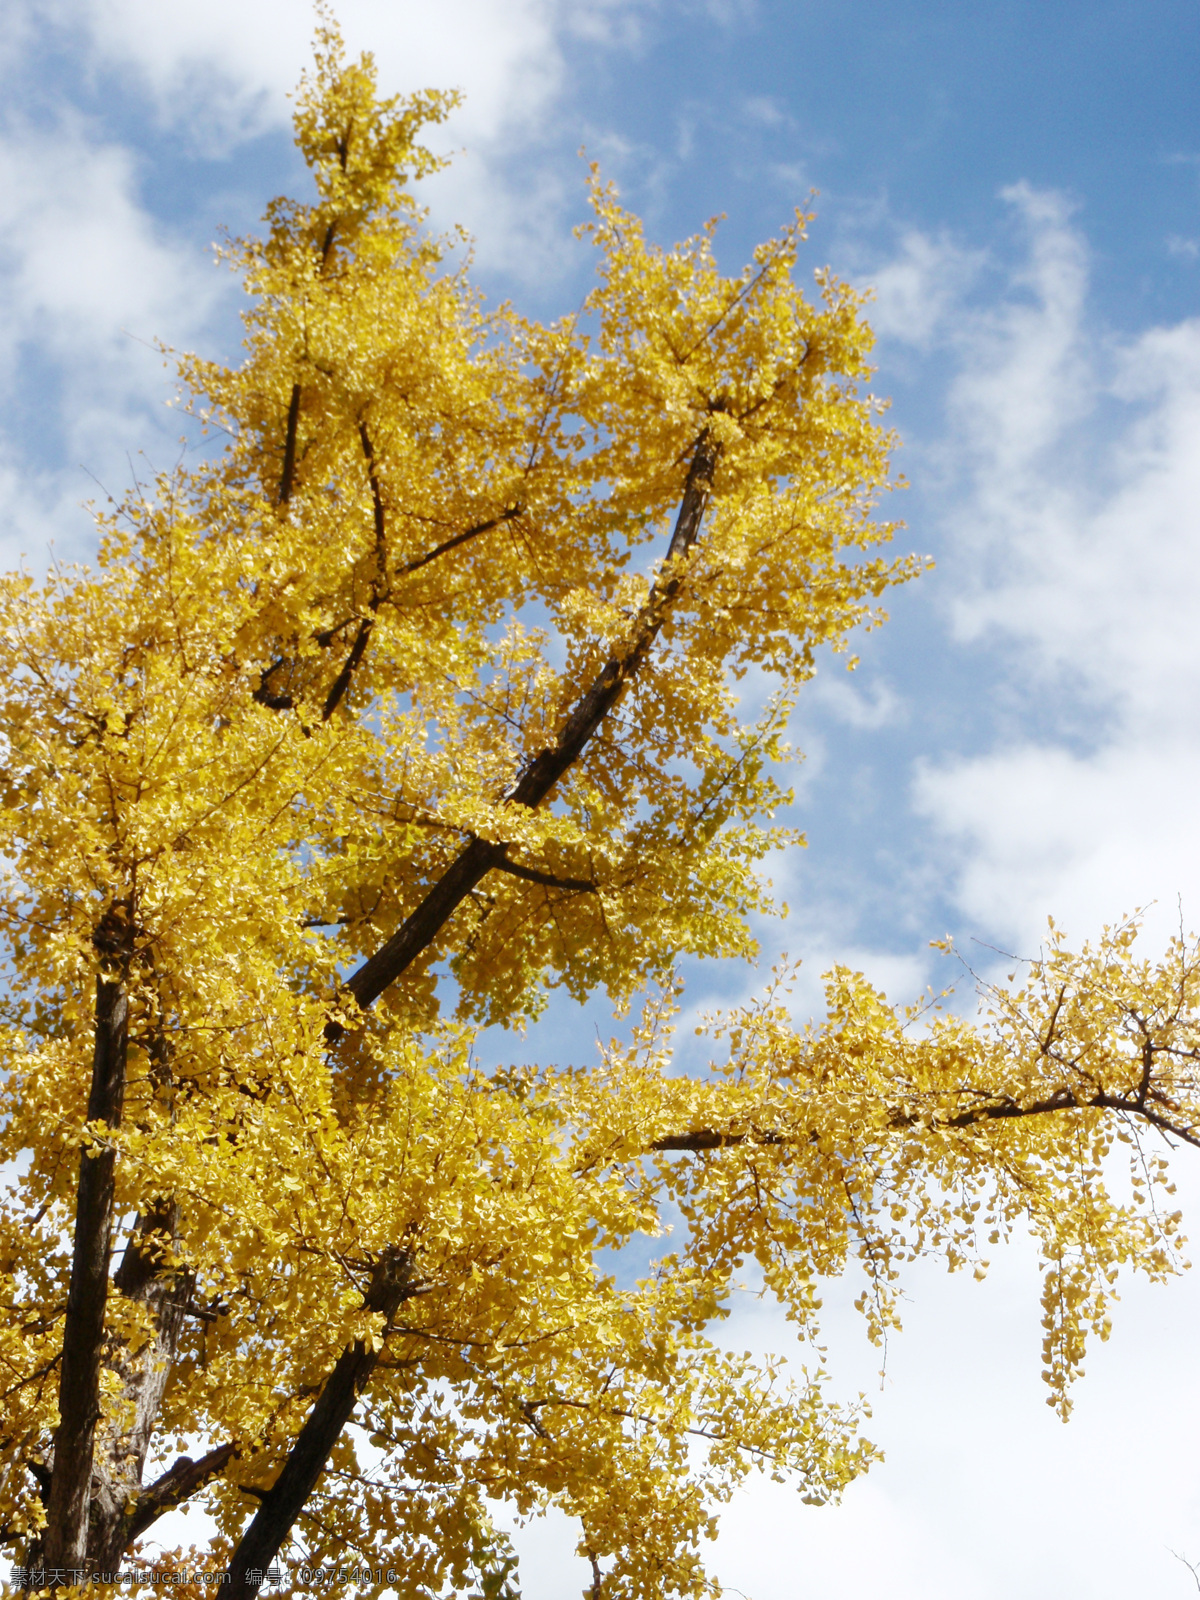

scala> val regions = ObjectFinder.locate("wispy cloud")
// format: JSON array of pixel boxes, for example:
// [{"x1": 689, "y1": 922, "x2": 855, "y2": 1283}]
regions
[
  {"x1": 0, "y1": 118, "x2": 223, "y2": 564},
  {"x1": 905, "y1": 188, "x2": 1200, "y2": 948},
  {"x1": 865, "y1": 227, "x2": 982, "y2": 348}
]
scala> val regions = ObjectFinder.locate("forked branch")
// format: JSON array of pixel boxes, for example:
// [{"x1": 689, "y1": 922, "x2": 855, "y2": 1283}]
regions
[{"x1": 337, "y1": 427, "x2": 721, "y2": 1020}]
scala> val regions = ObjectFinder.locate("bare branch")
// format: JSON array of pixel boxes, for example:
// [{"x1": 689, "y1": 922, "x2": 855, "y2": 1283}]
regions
[
  {"x1": 125, "y1": 1442, "x2": 238, "y2": 1544},
  {"x1": 1170, "y1": 1550, "x2": 1200, "y2": 1595},
  {"x1": 395, "y1": 505, "x2": 522, "y2": 580},
  {"x1": 492, "y1": 859, "x2": 597, "y2": 894}
]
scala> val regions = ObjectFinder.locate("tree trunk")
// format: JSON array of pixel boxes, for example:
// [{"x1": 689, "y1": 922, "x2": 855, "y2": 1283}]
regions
[
  {"x1": 41, "y1": 906, "x2": 135, "y2": 1578},
  {"x1": 227, "y1": 435, "x2": 721, "y2": 1580},
  {"x1": 88, "y1": 1202, "x2": 190, "y2": 1571}
]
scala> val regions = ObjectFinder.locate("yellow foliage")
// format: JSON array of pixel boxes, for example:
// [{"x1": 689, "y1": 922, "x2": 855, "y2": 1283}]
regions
[{"x1": 0, "y1": 16, "x2": 1193, "y2": 1600}]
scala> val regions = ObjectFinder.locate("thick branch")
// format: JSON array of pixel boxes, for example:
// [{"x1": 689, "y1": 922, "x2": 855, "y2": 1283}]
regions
[
  {"x1": 321, "y1": 616, "x2": 373, "y2": 722},
  {"x1": 358, "y1": 421, "x2": 386, "y2": 552},
  {"x1": 124, "y1": 1441, "x2": 238, "y2": 1545},
  {"x1": 224, "y1": 1253, "x2": 413, "y2": 1599},
  {"x1": 320, "y1": 423, "x2": 387, "y2": 722},
  {"x1": 650, "y1": 1129, "x2": 784, "y2": 1152},
  {"x1": 253, "y1": 659, "x2": 295, "y2": 713},
  {"x1": 648, "y1": 1087, "x2": 1200, "y2": 1158},
  {"x1": 112, "y1": 1198, "x2": 178, "y2": 1301},
  {"x1": 278, "y1": 385, "x2": 302, "y2": 506},
  {"x1": 43, "y1": 906, "x2": 135, "y2": 1576},
  {"x1": 492, "y1": 859, "x2": 597, "y2": 893},
  {"x1": 338, "y1": 429, "x2": 720, "y2": 1020},
  {"x1": 395, "y1": 505, "x2": 522, "y2": 580}
]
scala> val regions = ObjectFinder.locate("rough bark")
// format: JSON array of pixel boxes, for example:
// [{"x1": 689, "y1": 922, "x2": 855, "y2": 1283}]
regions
[
  {"x1": 41, "y1": 906, "x2": 135, "y2": 1578},
  {"x1": 87, "y1": 1202, "x2": 191, "y2": 1572},
  {"x1": 29, "y1": 960, "x2": 203, "y2": 1584}
]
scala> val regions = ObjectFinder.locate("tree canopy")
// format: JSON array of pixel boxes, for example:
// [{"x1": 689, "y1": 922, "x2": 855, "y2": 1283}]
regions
[{"x1": 2, "y1": 17, "x2": 1198, "y2": 1600}]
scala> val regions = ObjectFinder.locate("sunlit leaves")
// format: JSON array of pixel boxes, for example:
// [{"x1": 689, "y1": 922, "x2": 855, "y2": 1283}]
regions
[{"x1": 1, "y1": 15, "x2": 1190, "y2": 1600}]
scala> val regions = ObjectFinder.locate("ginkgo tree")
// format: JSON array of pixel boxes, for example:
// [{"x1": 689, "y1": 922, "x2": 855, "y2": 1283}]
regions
[{"x1": 2, "y1": 15, "x2": 1198, "y2": 1600}]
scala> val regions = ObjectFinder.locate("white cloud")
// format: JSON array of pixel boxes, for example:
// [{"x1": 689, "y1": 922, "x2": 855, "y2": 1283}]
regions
[
  {"x1": 4, "y1": 0, "x2": 652, "y2": 274},
  {"x1": 0, "y1": 0, "x2": 659, "y2": 564},
  {"x1": 35, "y1": 0, "x2": 568, "y2": 142},
  {"x1": 865, "y1": 226, "x2": 981, "y2": 348},
  {"x1": 907, "y1": 188, "x2": 1200, "y2": 951},
  {"x1": 0, "y1": 122, "x2": 216, "y2": 371},
  {"x1": 0, "y1": 120, "x2": 223, "y2": 565},
  {"x1": 810, "y1": 671, "x2": 905, "y2": 731},
  {"x1": 945, "y1": 184, "x2": 1091, "y2": 486},
  {"x1": 742, "y1": 93, "x2": 792, "y2": 129},
  {"x1": 916, "y1": 742, "x2": 1200, "y2": 951}
]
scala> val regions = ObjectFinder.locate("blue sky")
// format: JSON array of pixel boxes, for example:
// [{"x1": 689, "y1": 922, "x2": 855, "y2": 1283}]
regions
[{"x1": 3, "y1": 1, "x2": 1200, "y2": 1596}]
